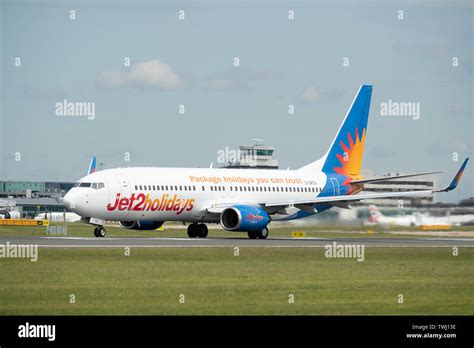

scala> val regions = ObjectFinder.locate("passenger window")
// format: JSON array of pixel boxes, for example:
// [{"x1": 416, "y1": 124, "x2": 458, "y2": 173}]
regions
[
  {"x1": 193, "y1": 186, "x2": 196, "y2": 191},
  {"x1": 135, "y1": 185, "x2": 138, "y2": 190},
  {"x1": 202, "y1": 186, "x2": 205, "y2": 191},
  {"x1": 180, "y1": 186, "x2": 182, "y2": 191}
]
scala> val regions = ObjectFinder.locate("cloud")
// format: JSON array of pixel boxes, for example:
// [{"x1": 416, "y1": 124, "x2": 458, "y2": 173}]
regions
[
  {"x1": 301, "y1": 85, "x2": 320, "y2": 102},
  {"x1": 96, "y1": 59, "x2": 182, "y2": 90},
  {"x1": 208, "y1": 79, "x2": 241, "y2": 91}
]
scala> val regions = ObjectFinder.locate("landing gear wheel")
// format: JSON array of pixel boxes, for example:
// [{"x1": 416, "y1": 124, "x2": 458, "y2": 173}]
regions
[
  {"x1": 257, "y1": 227, "x2": 268, "y2": 240},
  {"x1": 197, "y1": 224, "x2": 208, "y2": 238},
  {"x1": 94, "y1": 226, "x2": 106, "y2": 238},
  {"x1": 187, "y1": 223, "x2": 198, "y2": 238},
  {"x1": 248, "y1": 231, "x2": 258, "y2": 239}
]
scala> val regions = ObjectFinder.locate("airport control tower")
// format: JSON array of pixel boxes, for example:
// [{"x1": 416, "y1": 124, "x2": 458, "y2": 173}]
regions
[{"x1": 222, "y1": 139, "x2": 279, "y2": 169}]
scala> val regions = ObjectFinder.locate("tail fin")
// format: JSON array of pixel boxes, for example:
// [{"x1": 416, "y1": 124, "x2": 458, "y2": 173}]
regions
[
  {"x1": 87, "y1": 156, "x2": 97, "y2": 175},
  {"x1": 369, "y1": 204, "x2": 382, "y2": 217},
  {"x1": 300, "y1": 85, "x2": 372, "y2": 177},
  {"x1": 368, "y1": 205, "x2": 382, "y2": 223}
]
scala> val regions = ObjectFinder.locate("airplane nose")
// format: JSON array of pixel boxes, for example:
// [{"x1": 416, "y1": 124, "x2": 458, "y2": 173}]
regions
[{"x1": 62, "y1": 191, "x2": 76, "y2": 210}]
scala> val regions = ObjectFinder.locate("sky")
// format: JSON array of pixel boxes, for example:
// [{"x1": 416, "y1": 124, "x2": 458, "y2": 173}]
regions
[{"x1": 0, "y1": 0, "x2": 472, "y2": 202}]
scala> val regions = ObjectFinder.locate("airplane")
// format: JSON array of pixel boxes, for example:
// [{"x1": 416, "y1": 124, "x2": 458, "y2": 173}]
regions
[
  {"x1": 366, "y1": 205, "x2": 474, "y2": 227},
  {"x1": 366, "y1": 205, "x2": 414, "y2": 226},
  {"x1": 0, "y1": 210, "x2": 20, "y2": 219},
  {"x1": 62, "y1": 85, "x2": 469, "y2": 238},
  {"x1": 34, "y1": 212, "x2": 82, "y2": 223}
]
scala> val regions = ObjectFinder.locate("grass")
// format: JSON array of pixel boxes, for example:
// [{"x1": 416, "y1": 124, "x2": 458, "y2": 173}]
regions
[{"x1": 0, "y1": 247, "x2": 473, "y2": 315}]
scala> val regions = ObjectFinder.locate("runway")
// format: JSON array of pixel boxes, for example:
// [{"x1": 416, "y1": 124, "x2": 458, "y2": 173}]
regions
[{"x1": 1, "y1": 236, "x2": 474, "y2": 248}]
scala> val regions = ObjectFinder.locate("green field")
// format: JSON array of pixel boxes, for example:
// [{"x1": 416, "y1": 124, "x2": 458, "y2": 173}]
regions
[{"x1": 0, "y1": 246, "x2": 473, "y2": 315}]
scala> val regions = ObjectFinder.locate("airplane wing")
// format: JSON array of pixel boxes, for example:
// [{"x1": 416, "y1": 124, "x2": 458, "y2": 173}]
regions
[
  {"x1": 350, "y1": 170, "x2": 443, "y2": 185},
  {"x1": 264, "y1": 158, "x2": 469, "y2": 209}
]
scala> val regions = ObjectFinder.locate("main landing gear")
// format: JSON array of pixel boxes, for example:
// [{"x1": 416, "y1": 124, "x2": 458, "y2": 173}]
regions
[
  {"x1": 247, "y1": 227, "x2": 268, "y2": 240},
  {"x1": 187, "y1": 223, "x2": 208, "y2": 238},
  {"x1": 94, "y1": 226, "x2": 106, "y2": 238}
]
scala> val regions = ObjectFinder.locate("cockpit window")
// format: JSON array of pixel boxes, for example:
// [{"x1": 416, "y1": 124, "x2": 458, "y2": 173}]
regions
[{"x1": 74, "y1": 182, "x2": 105, "y2": 189}]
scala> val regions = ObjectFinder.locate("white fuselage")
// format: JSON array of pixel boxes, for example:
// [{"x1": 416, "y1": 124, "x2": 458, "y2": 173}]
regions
[
  {"x1": 34, "y1": 212, "x2": 82, "y2": 222},
  {"x1": 63, "y1": 167, "x2": 330, "y2": 223}
]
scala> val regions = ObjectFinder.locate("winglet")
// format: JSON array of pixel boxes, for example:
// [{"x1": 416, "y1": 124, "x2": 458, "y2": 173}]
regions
[
  {"x1": 88, "y1": 156, "x2": 97, "y2": 175},
  {"x1": 438, "y1": 158, "x2": 469, "y2": 192}
]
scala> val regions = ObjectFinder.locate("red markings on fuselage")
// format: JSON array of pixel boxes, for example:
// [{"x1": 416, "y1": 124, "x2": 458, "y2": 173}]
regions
[{"x1": 107, "y1": 193, "x2": 194, "y2": 215}]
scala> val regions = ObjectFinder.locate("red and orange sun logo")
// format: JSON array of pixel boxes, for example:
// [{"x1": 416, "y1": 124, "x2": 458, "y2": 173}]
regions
[{"x1": 334, "y1": 127, "x2": 366, "y2": 187}]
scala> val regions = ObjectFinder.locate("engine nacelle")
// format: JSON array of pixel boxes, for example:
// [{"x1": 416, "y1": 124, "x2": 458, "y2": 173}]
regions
[
  {"x1": 220, "y1": 205, "x2": 270, "y2": 232},
  {"x1": 119, "y1": 221, "x2": 164, "y2": 230}
]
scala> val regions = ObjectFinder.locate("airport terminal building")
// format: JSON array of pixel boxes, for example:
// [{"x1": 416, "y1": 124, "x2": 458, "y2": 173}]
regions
[{"x1": 0, "y1": 181, "x2": 74, "y2": 218}]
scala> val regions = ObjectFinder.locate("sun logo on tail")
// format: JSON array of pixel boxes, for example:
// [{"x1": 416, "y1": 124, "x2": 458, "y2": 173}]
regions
[{"x1": 334, "y1": 127, "x2": 366, "y2": 179}]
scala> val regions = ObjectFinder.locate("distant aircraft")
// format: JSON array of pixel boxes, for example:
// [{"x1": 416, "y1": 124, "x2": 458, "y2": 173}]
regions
[
  {"x1": 34, "y1": 212, "x2": 82, "y2": 223},
  {"x1": 62, "y1": 85, "x2": 469, "y2": 238},
  {"x1": 366, "y1": 205, "x2": 474, "y2": 227},
  {"x1": 0, "y1": 210, "x2": 20, "y2": 219}
]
